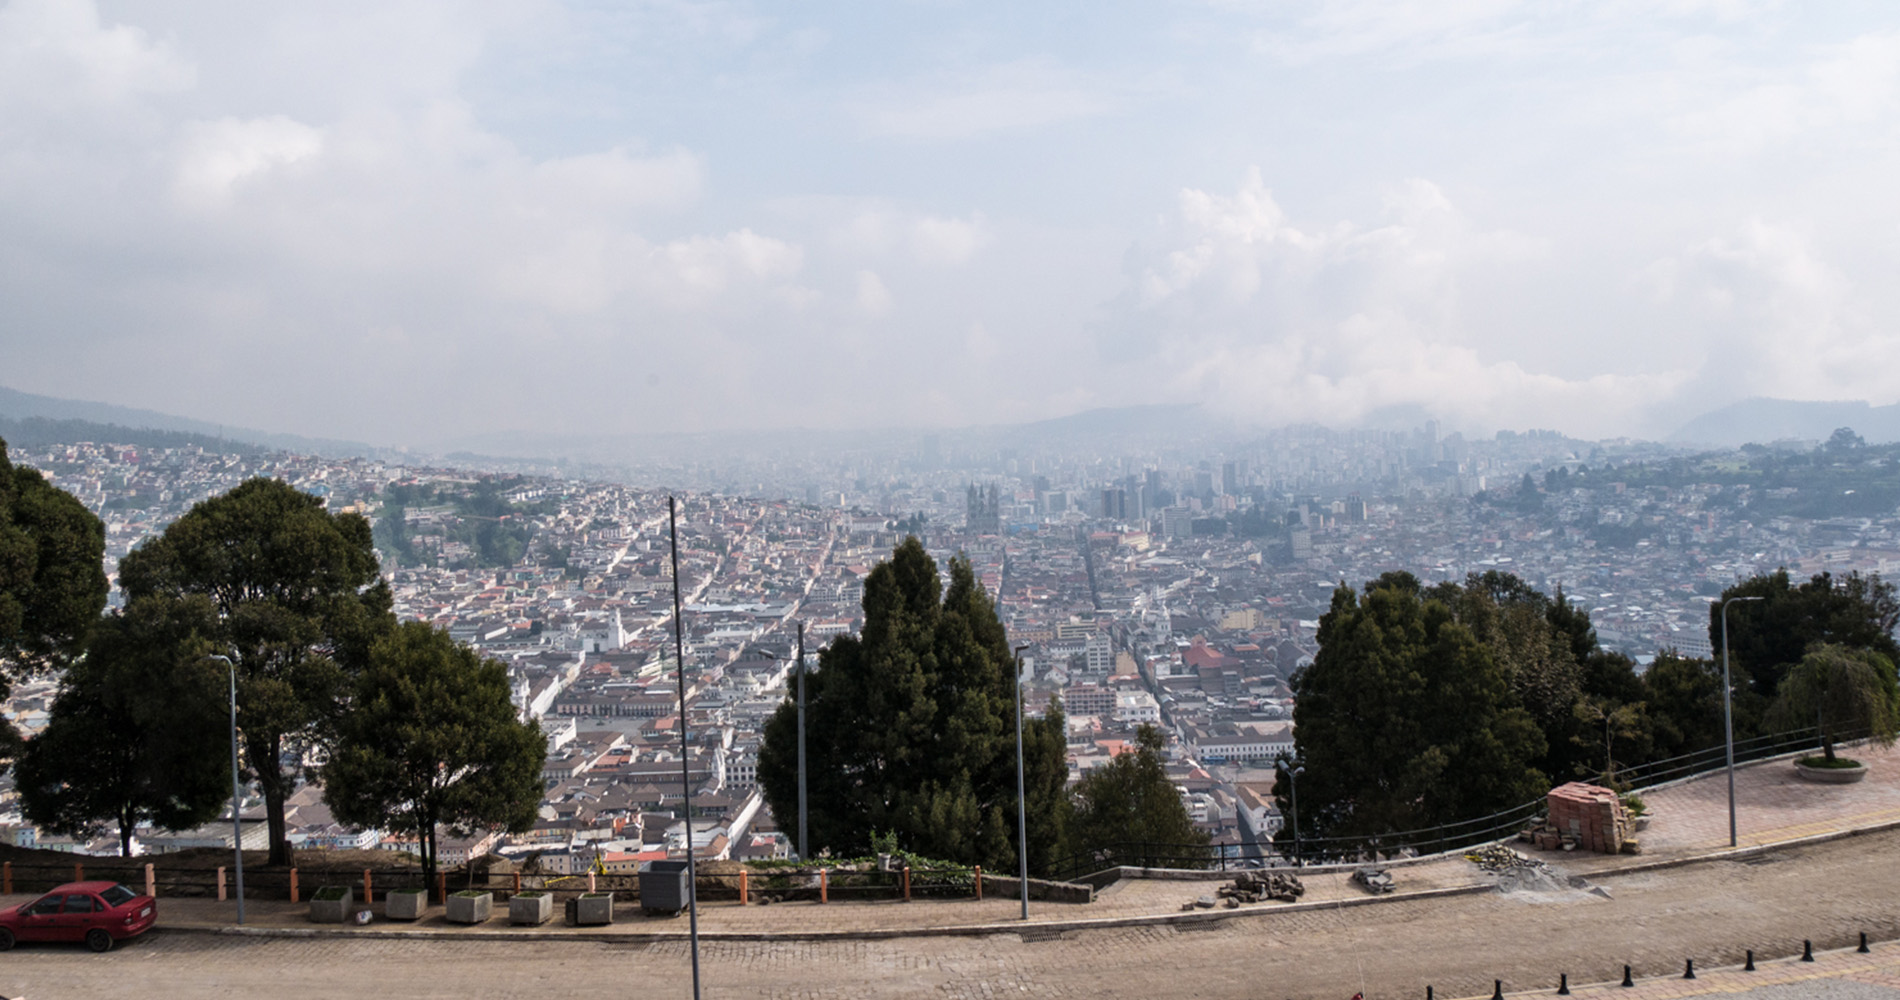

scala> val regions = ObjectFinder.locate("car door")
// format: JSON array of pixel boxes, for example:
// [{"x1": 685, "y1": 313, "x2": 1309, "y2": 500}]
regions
[
  {"x1": 61, "y1": 893, "x2": 102, "y2": 941},
  {"x1": 17, "y1": 894, "x2": 63, "y2": 942}
]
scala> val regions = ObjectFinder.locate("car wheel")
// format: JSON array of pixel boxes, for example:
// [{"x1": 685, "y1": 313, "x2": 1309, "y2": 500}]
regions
[
  {"x1": 86, "y1": 928, "x2": 113, "y2": 953},
  {"x1": 0, "y1": 927, "x2": 14, "y2": 951}
]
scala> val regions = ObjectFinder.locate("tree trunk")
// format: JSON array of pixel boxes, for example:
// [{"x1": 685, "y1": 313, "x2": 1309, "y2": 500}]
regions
[
  {"x1": 120, "y1": 807, "x2": 134, "y2": 858},
  {"x1": 248, "y1": 731, "x2": 296, "y2": 867}
]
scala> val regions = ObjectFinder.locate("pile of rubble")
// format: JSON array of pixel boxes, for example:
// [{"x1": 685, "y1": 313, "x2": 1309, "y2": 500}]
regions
[
  {"x1": 1465, "y1": 844, "x2": 1544, "y2": 874},
  {"x1": 1187, "y1": 870, "x2": 1305, "y2": 909},
  {"x1": 1350, "y1": 867, "x2": 1395, "y2": 894},
  {"x1": 1466, "y1": 844, "x2": 1571, "y2": 894}
]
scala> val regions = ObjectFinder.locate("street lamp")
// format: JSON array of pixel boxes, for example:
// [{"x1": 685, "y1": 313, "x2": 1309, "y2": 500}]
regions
[
  {"x1": 1720, "y1": 594, "x2": 1764, "y2": 848},
  {"x1": 206, "y1": 653, "x2": 245, "y2": 925},
  {"x1": 1013, "y1": 642, "x2": 1031, "y2": 921},
  {"x1": 795, "y1": 622, "x2": 808, "y2": 865},
  {"x1": 1278, "y1": 757, "x2": 1304, "y2": 868}
]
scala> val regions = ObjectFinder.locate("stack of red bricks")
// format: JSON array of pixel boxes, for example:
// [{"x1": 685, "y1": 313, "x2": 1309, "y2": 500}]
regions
[{"x1": 1545, "y1": 782, "x2": 1632, "y2": 854}]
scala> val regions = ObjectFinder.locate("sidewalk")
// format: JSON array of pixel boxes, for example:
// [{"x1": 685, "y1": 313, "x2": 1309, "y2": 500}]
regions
[
  {"x1": 18, "y1": 742, "x2": 1899, "y2": 945},
  {"x1": 1455, "y1": 937, "x2": 1900, "y2": 1000}
]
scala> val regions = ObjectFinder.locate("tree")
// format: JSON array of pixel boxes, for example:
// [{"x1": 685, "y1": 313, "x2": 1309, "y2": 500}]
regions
[
  {"x1": 1713, "y1": 571, "x2": 1900, "y2": 697},
  {"x1": 15, "y1": 596, "x2": 232, "y2": 855},
  {"x1": 1767, "y1": 644, "x2": 1899, "y2": 762},
  {"x1": 0, "y1": 437, "x2": 108, "y2": 768},
  {"x1": 117, "y1": 477, "x2": 395, "y2": 865},
  {"x1": 756, "y1": 537, "x2": 1068, "y2": 869},
  {"x1": 1283, "y1": 572, "x2": 1546, "y2": 849},
  {"x1": 1641, "y1": 652, "x2": 1765, "y2": 761},
  {"x1": 323, "y1": 622, "x2": 545, "y2": 888},
  {"x1": 1067, "y1": 724, "x2": 1205, "y2": 869}
]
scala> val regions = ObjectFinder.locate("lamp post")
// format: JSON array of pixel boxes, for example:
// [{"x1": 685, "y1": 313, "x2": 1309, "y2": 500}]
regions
[
  {"x1": 1279, "y1": 758, "x2": 1304, "y2": 868},
  {"x1": 207, "y1": 653, "x2": 245, "y2": 925},
  {"x1": 1720, "y1": 594, "x2": 1764, "y2": 848},
  {"x1": 796, "y1": 622, "x2": 808, "y2": 864},
  {"x1": 1013, "y1": 642, "x2": 1031, "y2": 921}
]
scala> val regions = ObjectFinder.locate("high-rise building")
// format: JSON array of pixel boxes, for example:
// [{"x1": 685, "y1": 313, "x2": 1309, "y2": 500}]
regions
[
  {"x1": 965, "y1": 483, "x2": 1001, "y2": 533},
  {"x1": 1221, "y1": 461, "x2": 1238, "y2": 496}
]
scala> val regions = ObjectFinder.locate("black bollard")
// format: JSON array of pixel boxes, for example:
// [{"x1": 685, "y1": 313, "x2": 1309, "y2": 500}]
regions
[
  {"x1": 1621, "y1": 965, "x2": 1633, "y2": 988},
  {"x1": 1803, "y1": 939, "x2": 1815, "y2": 962},
  {"x1": 1683, "y1": 958, "x2": 1695, "y2": 980},
  {"x1": 1744, "y1": 950, "x2": 1756, "y2": 972},
  {"x1": 1557, "y1": 972, "x2": 1570, "y2": 995},
  {"x1": 1426, "y1": 988, "x2": 1433, "y2": 1000},
  {"x1": 1861, "y1": 932, "x2": 1871, "y2": 954},
  {"x1": 1492, "y1": 980, "x2": 1504, "y2": 1000}
]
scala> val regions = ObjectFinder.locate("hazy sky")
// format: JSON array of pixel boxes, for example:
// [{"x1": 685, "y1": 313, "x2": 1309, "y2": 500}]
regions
[{"x1": 3, "y1": 0, "x2": 1898, "y2": 447}]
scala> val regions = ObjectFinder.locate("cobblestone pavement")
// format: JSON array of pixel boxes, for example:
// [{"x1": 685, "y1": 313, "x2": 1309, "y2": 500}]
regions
[{"x1": 7, "y1": 825, "x2": 1900, "y2": 1000}]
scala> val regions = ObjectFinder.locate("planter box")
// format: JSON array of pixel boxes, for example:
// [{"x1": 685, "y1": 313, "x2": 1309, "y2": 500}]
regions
[
  {"x1": 567, "y1": 892, "x2": 614, "y2": 926},
  {"x1": 446, "y1": 891, "x2": 493, "y2": 924},
  {"x1": 1796, "y1": 759, "x2": 1868, "y2": 784},
  {"x1": 309, "y1": 887, "x2": 351, "y2": 924},
  {"x1": 639, "y1": 860, "x2": 692, "y2": 915},
  {"x1": 510, "y1": 892, "x2": 554, "y2": 926},
  {"x1": 385, "y1": 888, "x2": 428, "y2": 921}
]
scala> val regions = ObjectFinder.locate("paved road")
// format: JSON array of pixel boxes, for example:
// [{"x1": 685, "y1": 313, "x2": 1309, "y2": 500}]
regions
[{"x1": 7, "y1": 827, "x2": 1900, "y2": 1000}]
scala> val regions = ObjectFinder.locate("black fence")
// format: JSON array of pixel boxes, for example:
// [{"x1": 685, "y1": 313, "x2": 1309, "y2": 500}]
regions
[{"x1": 1047, "y1": 725, "x2": 1846, "y2": 882}]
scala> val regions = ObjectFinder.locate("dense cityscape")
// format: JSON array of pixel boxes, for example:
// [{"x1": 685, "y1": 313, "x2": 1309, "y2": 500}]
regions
[{"x1": 5, "y1": 419, "x2": 1895, "y2": 869}]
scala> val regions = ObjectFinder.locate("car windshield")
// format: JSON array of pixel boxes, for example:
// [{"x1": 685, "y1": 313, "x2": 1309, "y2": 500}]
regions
[{"x1": 100, "y1": 884, "x2": 137, "y2": 906}]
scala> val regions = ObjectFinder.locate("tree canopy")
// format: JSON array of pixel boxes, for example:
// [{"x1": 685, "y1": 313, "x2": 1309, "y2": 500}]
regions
[
  {"x1": 15, "y1": 596, "x2": 232, "y2": 855},
  {"x1": 117, "y1": 477, "x2": 394, "y2": 865},
  {"x1": 757, "y1": 537, "x2": 1068, "y2": 870},
  {"x1": 1713, "y1": 570, "x2": 1900, "y2": 697},
  {"x1": 1767, "y1": 644, "x2": 1899, "y2": 762},
  {"x1": 323, "y1": 622, "x2": 545, "y2": 887},
  {"x1": 1284, "y1": 571, "x2": 1548, "y2": 850},
  {"x1": 1066, "y1": 724, "x2": 1205, "y2": 870},
  {"x1": 0, "y1": 437, "x2": 108, "y2": 769}
]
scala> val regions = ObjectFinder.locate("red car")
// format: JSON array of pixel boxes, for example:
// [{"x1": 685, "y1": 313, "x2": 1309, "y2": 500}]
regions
[{"x1": 0, "y1": 881, "x2": 157, "y2": 952}]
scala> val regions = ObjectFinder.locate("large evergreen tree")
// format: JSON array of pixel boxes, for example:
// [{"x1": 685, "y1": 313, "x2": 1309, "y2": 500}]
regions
[
  {"x1": 323, "y1": 622, "x2": 545, "y2": 888},
  {"x1": 15, "y1": 596, "x2": 232, "y2": 856},
  {"x1": 1282, "y1": 572, "x2": 1546, "y2": 849},
  {"x1": 757, "y1": 537, "x2": 1067, "y2": 869},
  {"x1": 0, "y1": 437, "x2": 108, "y2": 768},
  {"x1": 117, "y1": 477, "x2": 394, "y2": 865}
]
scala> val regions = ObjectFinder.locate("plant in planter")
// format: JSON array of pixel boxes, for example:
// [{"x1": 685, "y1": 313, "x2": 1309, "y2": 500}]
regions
[
  {"x1": 509, "y1": 890, "x2": 553, "y2": 926},
  {"x1": 309, "y1": 885, "x2": 352, "y2": 923},
  {"x1": 386, "y1": 887, "x2": 429, "y2": 920},
  {"x1": 446, "y1": 889, "x2": 494, "y2": 924},
  {"x1": 1769, "y1": 644, "x2": 1899, "y2": 782}
]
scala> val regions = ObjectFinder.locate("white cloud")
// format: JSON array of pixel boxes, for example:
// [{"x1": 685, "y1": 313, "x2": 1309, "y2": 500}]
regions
[
  {"x1": 173, "y1": 116, "x2": 324, "y2": 205},
  {"x1": 861, "y1": 60, "x2": 1114, "y2": 140}
]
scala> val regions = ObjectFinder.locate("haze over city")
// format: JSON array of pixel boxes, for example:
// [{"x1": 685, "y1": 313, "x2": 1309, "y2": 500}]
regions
[{"x1": 4, "y1": 0, "x2": 1899, "y2": 451}]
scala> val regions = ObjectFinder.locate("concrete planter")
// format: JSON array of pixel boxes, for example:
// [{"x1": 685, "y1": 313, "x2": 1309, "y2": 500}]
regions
[
  {"x1": 639, "y1": 860, "x2": 691, "y2": 915},
  {"x1": 567, "y1": 892, "x2": 614, "y2": 926},
  {"x1": 510, "y1": 892, "x2": 553, "y2": 926},
  {"x1": 385, "y1": 888, "x2": 428, "y2": 921},
  {"x1": 446, "y1": 890, "x2": 494, "y2": 924},
  {"x1": 1795, "y1": 758, "x2": 1868, "y2": 784},
  {"x1": 309, "y1": 886, "x2": 351, "y2": 924}
]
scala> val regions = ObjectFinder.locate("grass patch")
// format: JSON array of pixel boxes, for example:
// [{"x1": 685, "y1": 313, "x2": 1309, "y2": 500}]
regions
[{"x1": 1797, "y1": 755, "x2": 1864, "y2": 769}]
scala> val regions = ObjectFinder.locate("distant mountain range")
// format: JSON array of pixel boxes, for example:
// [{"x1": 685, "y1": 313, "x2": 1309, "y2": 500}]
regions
[
  {"x1": 1669, "y1": 398, "x2": 1900, "y2": 448},
  {"x1": 0, "y1": 384, "x2": 376, "y2": 458}
]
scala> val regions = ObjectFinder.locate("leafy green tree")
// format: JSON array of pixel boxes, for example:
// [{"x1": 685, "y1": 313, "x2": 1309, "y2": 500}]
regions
[
  {"x1": 323, "y1": 622, "x2": 545, "y2": 888},
  {"x1": 0, "y1": 437, "x2": 108, "y2": 766},
  {"x1": 117, "y1": 477, "x2": 394, "y2": 865},
  {"x1": 1714, "y1": 571, "x2": 1900, "y2": 697},
  {"x1": 1067, "y1": 724, "x2": 1205, "y2": 869},
  {"x1": 757, "y1": 537, "x2": 1067, "y2": 869},
  {"x1": 1641, "y1": 652, "x2": 1765, "y2": 761},
  {"x1": 1767, "y1": 644, "x2": 1899, "y2": 762},
  {"x1": 16, "y1": 596, "x2": 232, "y2": 855},
  {"x1": 1282, "y1": 572, "x2": 1546, "y2": 849}
]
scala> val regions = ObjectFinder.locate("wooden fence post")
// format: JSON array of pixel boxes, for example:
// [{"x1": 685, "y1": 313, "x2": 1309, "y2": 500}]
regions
[
  {"x1": 217, "y1": 867, "x2": 227, "y2": 901},
  {"x1": 902, "y1": 865, "x2": 911, "y2": 902},
  {"x1": 3, "y1": 861, "x2": 11, "y2": 895},
  {"x1": 363, "y1": 868, "x2": 373, "y2": 903},
  {"x1": 820, "y1": 869, "x2": 828, "y2": 904},
  {"x1": 513, "y1": 871, "x2": 522, "y2": 894},
  {"x1": 144, "y1": 863, "x2": 156, "y2": 899},
  {"x1": 74, "y1": 862, "x2": 83, "y2": 882},
  {"x1": 739, "y1": 868, "x2": 748, "y2": 905},
  {"x1": 974, "y1": 865, "x2": 982, "y2": 900},
  {"x1": 289, "y1": 869, "x2": 299, "y2": 904},
  {"x1": 436, "y1": 872, "x2": 447, "y2": 904},
  {"x1": 588, "y1": 871, "x2": 597, "y2": 893}
]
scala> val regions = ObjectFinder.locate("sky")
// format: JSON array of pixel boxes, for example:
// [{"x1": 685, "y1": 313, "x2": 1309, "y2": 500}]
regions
[{"x1": 2, "y1": 0, "x2": 1898, "y2": 448}]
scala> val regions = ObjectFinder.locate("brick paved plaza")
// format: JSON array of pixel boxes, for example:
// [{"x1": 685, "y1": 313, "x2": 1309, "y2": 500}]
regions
[{"x1": 4, "y1": 746, "x2": 1900, "y2": 999}]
